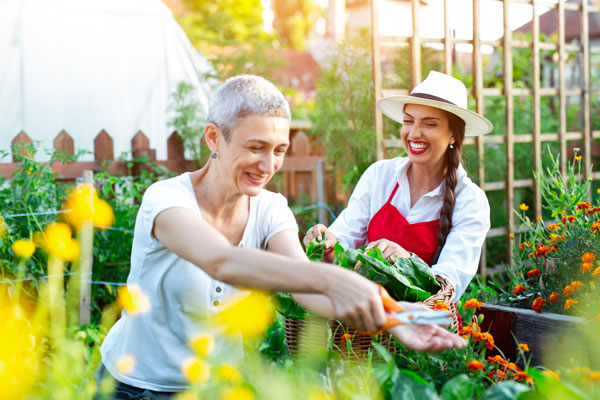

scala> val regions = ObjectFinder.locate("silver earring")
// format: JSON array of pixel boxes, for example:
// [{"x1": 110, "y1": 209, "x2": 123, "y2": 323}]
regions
[
  {"x1": 210, "y1": 152, "x2": 217, "y2": 158},
  {"x1": 449, "y1": 144, "x2": 454, "y2": 149}
]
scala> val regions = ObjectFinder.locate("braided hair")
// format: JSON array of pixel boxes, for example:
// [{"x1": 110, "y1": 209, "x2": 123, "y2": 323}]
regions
[{"x1": 430, "y1": 111, "x2": 466, "y2": 264}]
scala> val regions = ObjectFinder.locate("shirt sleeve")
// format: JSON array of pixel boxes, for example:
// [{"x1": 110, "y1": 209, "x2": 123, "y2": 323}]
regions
[
  {"x1": 329, "y1": 163, "x2": 378, "y2": 249},
  {"x1": 431, "y1": 185, "x2": 490, "y2": 300},
  {"x1": 263, "y1": 193, "x2": 299, "y2": 247},
  {"x1": 140, "y1": 178, "x2": 199, "y2": 245}
]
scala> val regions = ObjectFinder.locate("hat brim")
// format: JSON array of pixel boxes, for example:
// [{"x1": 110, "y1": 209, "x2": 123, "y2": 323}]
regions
[{"x1": 376, "y1": 95, "x2": 493, "y2": 137}]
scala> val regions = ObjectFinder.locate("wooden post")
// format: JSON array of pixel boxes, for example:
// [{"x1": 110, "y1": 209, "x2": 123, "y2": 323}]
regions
[
  {"x1": 558, "y1": 0, "x2": 567, "y2": 177},
  {"x1": 369, "y1": 0, "x2": 384, "y2": 161},
  {"x1": 410, "y1": 0, "x2": 422, "y2": 89},
  {"x1": 94, "y1": 130, "x2": 114, "y2": 162},
  {"x1": 316, "y1": 159, "x2": 327, "y2": 225},
  {"x1": 443, "y1": 0, "x2": 452, "y2": 75},
  {"x1": 53, "y1": 130, "x2": 74, "y2": 157},
  {"x1": 581, "y1": 0, "x2": 592, "y2": 200},
  {"x1": 79, "y1": 170, "x2": 94, "y2": 325},
  {"x1": 504, "y1": 0, "x2": 515, "y2": 269},
  {"x1": 532, "y1": 1, "x2": 542, "y2": 219},
  {"x1": 473, "y1": 0, "x2": 487, "y2": 275},
  {"x1": 11, "y1": 131, "x2": 33, "y2": 162}
]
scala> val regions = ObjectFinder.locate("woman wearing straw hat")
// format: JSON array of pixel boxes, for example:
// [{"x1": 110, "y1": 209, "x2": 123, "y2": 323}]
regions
[{"x1": 304, "y1": 71, "x2": 491, "y2": 301}]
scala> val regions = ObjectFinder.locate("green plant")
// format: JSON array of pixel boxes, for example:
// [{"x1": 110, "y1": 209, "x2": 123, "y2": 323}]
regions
[{"x1": 168, "y1": 81, "x2": 208, "y2": 167}]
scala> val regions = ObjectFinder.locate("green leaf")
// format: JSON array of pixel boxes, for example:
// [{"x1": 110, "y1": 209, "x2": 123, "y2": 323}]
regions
[
  {"x1": 528, "y1": 368, "x2": 588, "y2": 400},
  {"x1": 274, "y1": 292, "x2": 312, "y2": 319},
  {"x1": 441, "y1": 374, "x2": 475, "y2": 400},
  {"x1": 482, "y1": 381, "x2": 531, "y2": 400},
  {"x1": 305, "y1": 236, "x2": 325, "y2": 261},
  {"x1": 389, "y1": 369, "x2": 439, "y2": 400}
]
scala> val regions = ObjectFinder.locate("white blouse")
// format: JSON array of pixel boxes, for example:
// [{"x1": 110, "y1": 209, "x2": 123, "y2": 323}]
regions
[{"x1": 329, "y1": 157, "x2": 490, "y2": 299}]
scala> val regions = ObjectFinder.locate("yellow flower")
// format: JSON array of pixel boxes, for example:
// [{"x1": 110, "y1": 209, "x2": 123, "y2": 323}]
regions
[
  {"x1": 543, "y1": 370, "x2": 559, "y2": 380},
  {"x1": 590, "y1": 281, "x2": 595, "y2": 288},
  {"x1": 536, "y1": 216, "x2": 543, "y2": 221},
  {"x1": 564, "y1": 299, "x2": 579, "y2": 310},
  {"x1": 216, "y1": 291, "x2": 274, "y2": 340},
  {"x1": 216, "y1": 364, "x2": 242, "y2": 384},
  {"x1": 509, "y1": 233, "x2": 514, "y2": 239},
  {"x1": 116, "y1": 355, "x2": 135, "y2": 375},
  {"x1": 43, "y1": 222, "x2": 80, "y2": 261},
  {"x1": 62, "y1": 184, "x2": 115, "y2": 231},
  {"x1": 519, "y1": 203, "x2": 529, "y2": 211},
  {"x1": 308, "y1": 388, "x2": 333, "y2": 400},
  {"x1": 189, "y1": 333, "x2": 215, "y2": 357},
  {"x1": 0, "y1": 216, "x2": 8, "y2": 238},
  {"x1": 221, "y1": 387, "x2": 254, "y2": 400},
  {"x1": 181, "y1": 357, "x2": 210, "y2": 384},
  {"x1": 593, "y1": 267, "x2": 600, "y2": 277},
  {"x1": 597, "y1": 188, "x2": 600, "y2": 195},
  {"x1": 587, "y1": 372, "x2": 600, "y2": 381},
  {"x1": 11, "y1": 240, "x2": 36, "y2": 258},
  {"x1": 575, "y1": 155, "x2": 582, "y2": 161},
  {"x1": 0, "y1": 289, "x2": 39, "y2": 399},
  {"x1": 518, "y1": 343, "x2": 530, "y2": 352},
  {"x1": 117, "y1": 284, "x2": 151, "y2": 315}
]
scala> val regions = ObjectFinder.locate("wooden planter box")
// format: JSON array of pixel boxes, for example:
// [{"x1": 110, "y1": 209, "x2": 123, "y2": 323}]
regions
[{"x1": 479, "y1": 304, "x2": 594, "y2": 366}]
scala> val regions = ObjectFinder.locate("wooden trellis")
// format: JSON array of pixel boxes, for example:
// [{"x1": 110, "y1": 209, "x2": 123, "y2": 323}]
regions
[{"x1": 369, "y1": 0, "x2": 599, "y2": 274}]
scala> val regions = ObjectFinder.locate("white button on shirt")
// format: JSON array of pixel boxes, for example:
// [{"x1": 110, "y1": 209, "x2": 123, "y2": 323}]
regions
[{"x1": 329, "y1": 157, "x2": 490, "y2": 299}]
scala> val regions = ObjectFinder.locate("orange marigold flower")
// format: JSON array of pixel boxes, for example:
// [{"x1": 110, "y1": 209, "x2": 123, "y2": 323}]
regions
[
  {"x1": 463, "y1": 298, "x2": 484, "y2": 310},
  {"x1": 527, "y1": 269, "x2": 541, "y2": 279},
  {"x1": 518, "y1": 343, "x2": 530, "y2": 352},
  {"x1": 587, "y1": 207, "x2": 600, "y2": 216},
  {"x1": 483, "y1": 333, "x2": 495, "y2": 350},
  {"x1": 547, "y1": 223, "x2": 561, "y2": 231},
  {"x1": 527, "y1": 252, "x2": 534, "y2": 258},
  {"x1": 593, "y1": 267, "x2": 600, "y2": 277},
  {"x1": 532, "y1": 297, "x2": 546, "y2": 313},
  {"x1": 519, "y1": 241, "x2": 531, "y2": 251},
  {"x1": 577, "y1": 201, "x2": 591, "y2": 210},
  {"x1": 488, "y1": 355, "x2": 507, "y2": 365},
  {"x1": 561, "y1": 215, "x2": 576, "y2": 225},
  {"x1": 581, "y1": 262, "x2": 594, "y2": 274},
  {"x1": 459, "y1": 326, "x2": 474, "y2": 338},
  {"x1": 548, "y1": 292, "x2": 560, "y2": 304},
  {"x1": 550, "y1": 245, "x2": 559, "y2": 252},
  {"x1": 341, "y1": 333, "x2": 353, "y2": 342},
  {"x1": 587, "y1": 372, "x2": 600, "y2": 381},
  {"x1": 507, "y1": 362, "x2": 521, "y2": 372},
  {"x1": 564, "y1": 299, "x2": 579, "y2": 310},
  {"x1": 535, "y1": 244, "x2": 550, "y2": 258},
  {"x1": 543, "y1": 370, "x2": 560, "y2": 380},
  {"x1": 514, "y1": 371, "x2": 534, "y2": 385},
  {"x1": 513, "y1": 285, "x2": 526, "y2": 296},
  {"x1": 563, "y1": 281, "x2": 584, "y2": 297},
  {"x1": 519, "y1": 203, "x2": 529, "y2": 211},
  {"x1": 582, "y1": 252, "x2": 596, "y2": 263},
  {"x1": 509, "y1": 233, "x2": 514, "y2": 239},
  {"x1": 488, "y1": 369, "x2": 507, "y2": 381},
  {"x1": 591, "y1": 221, "x2": 600, "y2": 232},
  {"x1": 433, "y1": 302, "x2": 450, "y2": 311},
  {"x1": 467, "y1": 360, "x2": 484, "y2": 372}
]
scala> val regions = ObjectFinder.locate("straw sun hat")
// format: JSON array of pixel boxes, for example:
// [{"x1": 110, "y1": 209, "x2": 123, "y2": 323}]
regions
[{"x1": 376, "y1": 71, "x2": 493, "y2": 137}]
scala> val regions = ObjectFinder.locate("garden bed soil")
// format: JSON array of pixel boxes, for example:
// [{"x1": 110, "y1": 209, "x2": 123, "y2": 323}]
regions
[{"x1": 480, "y1": 303, "x2": 595, "y2": 367}]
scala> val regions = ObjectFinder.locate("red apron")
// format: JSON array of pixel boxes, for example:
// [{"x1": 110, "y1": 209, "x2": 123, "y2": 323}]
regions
[{"x1": 367, "y1": 183, "x2": 440, "y2": 265}]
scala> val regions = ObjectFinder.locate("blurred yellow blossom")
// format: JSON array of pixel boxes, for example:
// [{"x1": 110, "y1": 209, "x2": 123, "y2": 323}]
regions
[
  {"x1": 43, "y1": 222, "x2": 80, "y2": 261},
  {"x1": 575, "y1": 155, "x2": 582, "y2": 161},
  {"x1": 181, "y1": 357, "x2": 210, "y2": 384},
  {"x1": 221, "y1": 387, "x2": 254, "y2": 400},
  {"x1": 116, "y1": 355, "x2": 135, "y2": 375},
  {"x1": 0, "y1": 216, "x2": 8, "y2": 238},
  {"x1": 518, "y1": 343, "x2": 529, "y2": 352},
  {"x1": 62, "y1": 183, "x2": 114, "y2": 231},
  {"x1": 564, "y1": 299, "x2": 579, "y2": 310},
  {"x1": 216, "y1": 364, "x2": 242, "y2": 384},
  {"x1": 11, "y1": 240, "x2": 36, "y2": 258},
  {"x1": 509, "y1": 233, "x2": 514, "y2": 239},
  {"x1": 519, "y1": 203, "x2": 529, "y2": 211},
  {"x1": 189, "y1": 333, "x2": 215, "y2": 357},
  {"x1": 216, "y1": 291, "x2": 274, "y2": 339},
  {"x1": 308, "y1": 388, "x2": 334, "y2": 400},
  {"x1": 117, "y1": 284, "x2": 151, "y2": 315},
  {"x1": 0, "y1": 288, "x2": 39, "y2": 400},
  {"x1": 542, "y1": 370, "x2": 559, "y2": 380}
]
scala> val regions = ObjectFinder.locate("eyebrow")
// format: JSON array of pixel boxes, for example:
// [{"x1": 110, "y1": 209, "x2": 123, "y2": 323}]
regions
[
  {"x1": 244, "y1": 138, "x2": 290, "y2": 147},
  {"x1": 403, "y1": 112, "x2": 440, "y2": 121}
]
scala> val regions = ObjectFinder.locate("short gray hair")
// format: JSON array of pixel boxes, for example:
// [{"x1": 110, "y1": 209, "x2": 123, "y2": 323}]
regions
[{"x1": 207, "y1": 75, "x2": 291, "y2": 141}]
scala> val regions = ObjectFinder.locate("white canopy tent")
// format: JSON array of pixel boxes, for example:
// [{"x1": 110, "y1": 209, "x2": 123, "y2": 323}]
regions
[{"x1": 0, "y1": 0, "x2": 213, "y2": 161}]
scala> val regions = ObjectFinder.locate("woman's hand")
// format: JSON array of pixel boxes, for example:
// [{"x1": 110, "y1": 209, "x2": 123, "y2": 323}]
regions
[
  {"x1": 387, "y1": 302, "x2": 465, "y2": 352},
  {"x1": 365, "y1": 238, "x2": 411, "y2": 262},
  {"x1": 303, "y1": 224, "x2": 337, "y2": 262}
]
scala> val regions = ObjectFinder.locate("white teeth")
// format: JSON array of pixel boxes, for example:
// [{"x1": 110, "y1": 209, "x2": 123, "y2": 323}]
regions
[
  {"x1": 410, "y1": 142, "x2": 429, "y2": 150},
  {"x1": 248, "y1": 173, "x2": 263, "y2": 180}
]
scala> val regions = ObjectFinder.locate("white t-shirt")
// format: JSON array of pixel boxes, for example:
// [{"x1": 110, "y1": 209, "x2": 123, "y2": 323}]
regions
[
  {"x1": 100, "y1": 172, "x2": 298, "y2": 391},
  {"x1": 329, "y1": 157, "x2": 490, "y2": 299}
]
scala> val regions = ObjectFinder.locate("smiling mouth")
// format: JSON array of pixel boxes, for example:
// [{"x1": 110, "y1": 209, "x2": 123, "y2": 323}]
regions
[
  {"x1": 409, "y1": 141, "x2": 430, "y2": 153},
  {"x1": 246, "y1": 172, "x2": 267, "y2": 183}
]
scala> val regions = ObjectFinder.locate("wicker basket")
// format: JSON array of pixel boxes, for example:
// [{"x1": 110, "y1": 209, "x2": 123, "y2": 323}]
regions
[{"x1": 284, "y1": 263, "x2": 458, "y2": 359}]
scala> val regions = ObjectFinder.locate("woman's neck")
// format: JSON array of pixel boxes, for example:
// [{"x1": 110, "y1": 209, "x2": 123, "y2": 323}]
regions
[
  {"x1": 407, "y1": 163, "x2": 446, "y2": 206},
  {"x1": 190, "y1": 165, "x2": 248, "y2": 222}
]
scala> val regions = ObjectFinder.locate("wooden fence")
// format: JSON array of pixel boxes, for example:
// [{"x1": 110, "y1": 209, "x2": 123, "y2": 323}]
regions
[
  {"x1": 2, "y1": 121, "x2": 327, "y2": 219},
  {"x1": 369, "y1": 0, "x2": 600, "y2": 273}
]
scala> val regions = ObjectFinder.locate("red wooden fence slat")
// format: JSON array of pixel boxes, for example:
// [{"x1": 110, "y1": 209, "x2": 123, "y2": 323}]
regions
[
  {"x1": 167, "y1": 131, "x2": 185, "y2": 160},
  {"x1": 94, "y1": 130, "x2": 114, "y2": 161},
  {"x1": 54, "y1": 130, "x2": 74, "y2": 156},
  {"x1": 11, "y1": 131, "x2": 33, "y2": 162}
]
